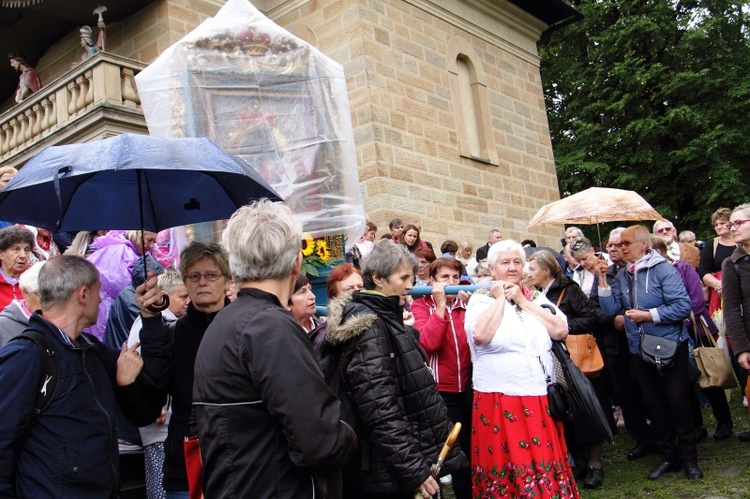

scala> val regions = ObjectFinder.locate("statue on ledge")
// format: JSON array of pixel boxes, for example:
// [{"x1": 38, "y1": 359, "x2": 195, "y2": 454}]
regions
[
  {"x1": 8, "y1": 52, "x2": 43, "y2": 104},
  {"x1": 79, "y1": 25, "x2": 101, "y2": 63},
  {"x1": 74, "y1": 6, "x2": 107, "y2": 67}
]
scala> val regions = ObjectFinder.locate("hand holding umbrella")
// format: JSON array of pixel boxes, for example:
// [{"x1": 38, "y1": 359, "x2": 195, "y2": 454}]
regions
[{"x1": 136, "y1": 271, "x2": 165, "y2": 318}]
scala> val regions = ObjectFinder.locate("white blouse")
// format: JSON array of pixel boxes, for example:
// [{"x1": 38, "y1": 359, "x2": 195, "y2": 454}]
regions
[{"x1": 465, "y1": 291, "x2": 566, "y2": 396}]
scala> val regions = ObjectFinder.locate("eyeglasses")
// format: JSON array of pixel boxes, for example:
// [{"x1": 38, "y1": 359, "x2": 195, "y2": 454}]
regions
[
  {"x1": 655, "y1": 227, "x2": 673, "y2": 234},
  {"x1": 184, "y1": 272, "x2": 224, "y2": 282},
  {"x1": 727, "y1": 219, "x2": 750, "y2": 230},
  {"x1": 614, "y1": 240, "x2": 638, "y2": 248}
]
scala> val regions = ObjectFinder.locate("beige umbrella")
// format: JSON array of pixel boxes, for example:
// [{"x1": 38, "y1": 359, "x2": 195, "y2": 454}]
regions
[{"x1": 527, "y1": 187, "x2": 665, "y2": 246}]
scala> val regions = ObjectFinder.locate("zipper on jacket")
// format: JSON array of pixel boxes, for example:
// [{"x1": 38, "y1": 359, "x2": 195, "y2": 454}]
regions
[
  {"x1": 81, "y1": 347, "x2": 119, "y2": 490},
  {"x1": 447, "y1": 312, "x2": 462, "y2": 392},
  {"x1": 428, "y1": 298, "x2": 464, "y2": 392}
]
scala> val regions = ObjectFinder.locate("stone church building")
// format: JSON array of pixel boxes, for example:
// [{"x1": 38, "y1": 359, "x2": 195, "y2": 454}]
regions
[{"x1": 0, "y1": 0, "x2": 580, "y2": 249}]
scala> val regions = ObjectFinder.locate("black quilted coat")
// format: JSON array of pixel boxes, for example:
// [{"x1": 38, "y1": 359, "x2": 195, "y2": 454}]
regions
[{"x1": 323, "y1": 291, "x2": 467, "y2": 495}]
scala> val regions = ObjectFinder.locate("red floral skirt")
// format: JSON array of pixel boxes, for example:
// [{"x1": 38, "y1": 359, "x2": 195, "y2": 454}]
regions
[{"x1": 471, "y1": 391, "x2": 579, "y2": 499}]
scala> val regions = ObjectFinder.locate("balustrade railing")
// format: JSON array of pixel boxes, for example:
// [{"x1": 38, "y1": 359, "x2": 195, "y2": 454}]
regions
[{"x1": 0, "y1": 53, "x2": 146, "y2": 161}]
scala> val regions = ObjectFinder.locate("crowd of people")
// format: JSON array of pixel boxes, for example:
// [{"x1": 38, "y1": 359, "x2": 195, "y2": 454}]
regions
[{"x1": 0, "y1": 198, "x2": 749, "y2": 498}]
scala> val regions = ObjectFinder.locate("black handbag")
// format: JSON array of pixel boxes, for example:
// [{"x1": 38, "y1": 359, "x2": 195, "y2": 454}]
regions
[
  {"x1": 539, "y1": 355, "x2": 574, "y2": 422},
  {"x1": 547, "y1": 381, "x2": 575, "y2": 422},
  {"x1": 627, "y1": 272, "x2": 678, "y2": 376},
  {"x1": 639, "y1": 329, "x2": 678, "y2": 376}
]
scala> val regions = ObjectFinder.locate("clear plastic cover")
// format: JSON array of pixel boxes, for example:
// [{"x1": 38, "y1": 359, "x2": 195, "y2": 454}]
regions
[{"x1": 135, "y1": 0, "x2": 365, "y2": 248}]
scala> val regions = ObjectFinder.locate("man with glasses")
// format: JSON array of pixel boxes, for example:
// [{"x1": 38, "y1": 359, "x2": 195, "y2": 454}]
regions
[
  {"x1": 653, "y1": 220, "x2": 700, "y2": 270},
  {"x1": 137, "y1": 242, "x2": 231, "y2": 498}
]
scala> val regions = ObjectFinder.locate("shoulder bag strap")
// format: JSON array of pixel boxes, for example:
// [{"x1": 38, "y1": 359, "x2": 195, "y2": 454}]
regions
[
  {"x1": 555, "y1": 287, "x2": 566, "y2": 308},
  {"x1": 626, "y1": 272, "x2": 637, "y2": 310}
]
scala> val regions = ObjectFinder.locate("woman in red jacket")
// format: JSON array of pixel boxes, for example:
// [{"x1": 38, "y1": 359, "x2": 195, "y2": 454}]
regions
[{"x1": 412, "y1": 257, "x2": 472, "y2": 499}]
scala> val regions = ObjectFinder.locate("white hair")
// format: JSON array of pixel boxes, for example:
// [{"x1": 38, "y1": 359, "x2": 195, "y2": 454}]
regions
[
  {"x1": 487, "y1": 239, "x2": 525, "y2": 268},
  {"x1": 19, "y1": 261, "x2": 45, "y2": 295},
  {"x1": 223, "y1": 199, "x2": 302, "y2": 283},
  {"x1": 653, "y1": 219, "x2": 674, "y2": 232},
  {"x1": 157, "y1": 268, "x2": 183, "y2": 293},
  {"x1": 609, "y1": 227, "x2": 626, "y2": 239},
  {"x1": 733, "y1": 203, "x2": 750, "y2": 218}
]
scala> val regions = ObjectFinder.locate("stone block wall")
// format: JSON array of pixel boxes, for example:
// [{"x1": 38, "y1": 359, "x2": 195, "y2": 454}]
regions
[
  {"x1": 30, "y1": 0, "x2": 566, "y2": 251},
  {"x1": 276, "y1": 0, "x2": 564, "y2": 250}
]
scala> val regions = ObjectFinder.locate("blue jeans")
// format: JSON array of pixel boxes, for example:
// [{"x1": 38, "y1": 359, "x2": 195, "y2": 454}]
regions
[{"x1": 165, "y1": 491, "x2": 189, "y2": 499}]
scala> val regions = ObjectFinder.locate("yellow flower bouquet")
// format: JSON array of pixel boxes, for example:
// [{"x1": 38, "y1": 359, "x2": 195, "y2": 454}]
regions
[{"x1": 301, "y1": 233, "x2": 332, "y2": 277}]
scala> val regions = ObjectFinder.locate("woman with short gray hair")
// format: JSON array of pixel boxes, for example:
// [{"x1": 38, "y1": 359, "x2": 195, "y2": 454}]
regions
[
  {"x1": 192, "y1": 199, "x2": 356, "y2": 498},
  {"x1": 322, "y1": 238, "x2": 466, "y2": 497}
]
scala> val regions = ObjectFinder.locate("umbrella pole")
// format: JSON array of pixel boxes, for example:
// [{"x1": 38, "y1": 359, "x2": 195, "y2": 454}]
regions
[
  {"x1": 596, "y1": 220, "x2": 603, "y2": 251},
  {"x1": 137, "y1": 170, "x2": 168, "y2": 312},
  {"x1": 137, "y1": 170, "x2": 148, "y2": 278}
]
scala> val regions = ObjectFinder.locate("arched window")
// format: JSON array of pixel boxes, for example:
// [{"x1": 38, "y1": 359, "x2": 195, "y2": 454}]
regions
[{"x1": 447, "y1": 37, "x2": 497, "y2": 165}]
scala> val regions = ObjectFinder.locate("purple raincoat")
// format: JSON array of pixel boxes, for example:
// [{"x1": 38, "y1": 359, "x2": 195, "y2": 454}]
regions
[{"x1": 84, "y1": 230, "x2": 140, "y2": 340}]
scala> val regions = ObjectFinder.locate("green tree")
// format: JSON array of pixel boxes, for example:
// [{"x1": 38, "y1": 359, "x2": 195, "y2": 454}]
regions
[{"x1": 540, "y1": 0, "x2": 750, "y2": 239}]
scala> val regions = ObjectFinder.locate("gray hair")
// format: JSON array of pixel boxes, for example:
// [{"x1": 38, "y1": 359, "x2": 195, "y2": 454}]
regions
[
  {"x1": 569, "y1": 237, "x2": 593, "y2": 258},
  {"x1": 0, "y1": 225, "x2": 34, "y2": 251},
  {"x1": 19, "y1": 261, "x2": 45, "y2": 295},
  {"x1": 565, "y1": 226, "x2": 584, "y2": 238},
  {"x1": 361, "y1": 239, "x2": 418, "y2": 290},
  {"x1": 487, "y1": 239, "x2": 525, "y2": 268},
  {"x1": 158, "y1": 268, "x2": 183, "y2": 293},
  {"x1": 678, "y1": 230, "x2": 696, "y2": 242},
  {"x1": 653, "y1": 219, "x2": 674, "y2": 232},
  {"x1": 179, "y1": 242, "x2": 230, "y2": 282},
  {"x1": 38, "y1": 255, "x2": 99, "y2": 309},
  {"x1": 223, "y1": 199, "x2": 301, "y2": 282},
  {"x1": 733, "y1": 203, "x2": 750, "y2": 218},
  {"x1": 528, "y1": 250, "x2": 561, "y2": 278},
  {"x1": 609, "y1": 227, "x2": 626, "y2": 239}
]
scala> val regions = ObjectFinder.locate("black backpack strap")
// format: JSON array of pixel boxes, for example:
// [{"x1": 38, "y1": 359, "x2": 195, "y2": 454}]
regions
[{"x1": 11, "y1": 330, "x2": 58, "y2": 420}]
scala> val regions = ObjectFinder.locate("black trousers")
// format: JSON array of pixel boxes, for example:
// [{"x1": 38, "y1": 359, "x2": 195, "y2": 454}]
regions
[
  {"x1": 631, "y1": 340, "x2": 697, "y2": 464},
  {"x1": 440, "y1": 391, "x2": 472, "y2": 499},
  {"x1": 692, "y1": 385, "x2": 733, "y2": 427},
  {"x1": 606, "y1": 346, "x2": 653, "y2": 446}
]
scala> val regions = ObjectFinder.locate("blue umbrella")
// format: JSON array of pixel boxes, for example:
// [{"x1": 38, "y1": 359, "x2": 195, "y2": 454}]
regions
[{"x1": 0, "y1": 133, "x2": 281, "y2": 232}]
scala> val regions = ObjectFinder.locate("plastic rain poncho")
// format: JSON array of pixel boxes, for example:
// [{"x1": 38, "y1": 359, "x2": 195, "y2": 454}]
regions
[{"x1": 135, "y1": 0, "x2": 365, "y2": 248}]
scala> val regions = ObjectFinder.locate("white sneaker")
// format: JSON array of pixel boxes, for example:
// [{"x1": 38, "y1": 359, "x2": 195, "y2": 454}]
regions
[
  {"x1": 439, "y1": 474, "x2": 452, "y2": 485},
  {"x1": 744, "y1": 396, "x2": 748, "y2": 408}
]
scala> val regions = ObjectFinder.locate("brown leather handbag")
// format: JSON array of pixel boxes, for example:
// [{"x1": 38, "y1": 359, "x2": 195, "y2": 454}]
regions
[
  {"x1": 556, "y1": 288, "x2": 604, "y2": 379},
  {"x1": 691, "y1": 312, "x2": 737, "y2": 390}
]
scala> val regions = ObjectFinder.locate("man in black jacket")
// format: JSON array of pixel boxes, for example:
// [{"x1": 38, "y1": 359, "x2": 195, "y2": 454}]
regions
[
  {"x1": 192, "y1": 199, "x2": 356, "y2": 499},
  {"x1": 475, "y1": 228, "x2": 501, "y2": 262},
  {"x1": 0, "y1": 255, "x2": 168, "y2": 498}
]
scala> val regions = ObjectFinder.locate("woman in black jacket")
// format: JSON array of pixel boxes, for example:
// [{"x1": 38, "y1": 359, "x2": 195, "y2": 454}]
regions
[
  {"x1": 528, "y1": 249, "x2": 614, "y2": 490},
  {"x1": 322, "y1": 239, "x2": 467, "y2": 499},
  {"x1": 723, "y1": 204, "x2": 750, "y2": 441}
]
